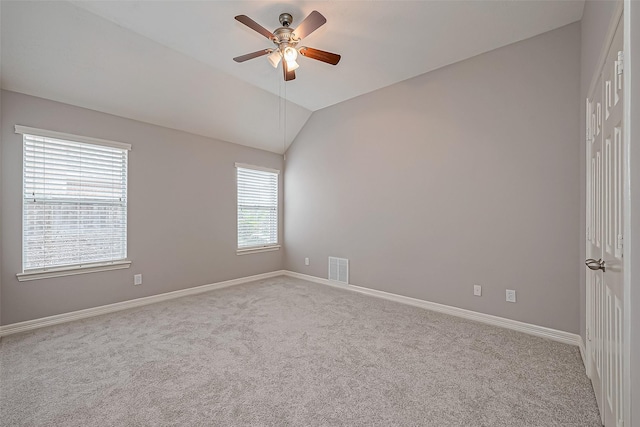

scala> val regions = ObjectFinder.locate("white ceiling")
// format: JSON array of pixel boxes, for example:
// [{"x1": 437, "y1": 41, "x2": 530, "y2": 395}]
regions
[{"x1": 1, "y1": 1, "x2": 585, "y2": 154}]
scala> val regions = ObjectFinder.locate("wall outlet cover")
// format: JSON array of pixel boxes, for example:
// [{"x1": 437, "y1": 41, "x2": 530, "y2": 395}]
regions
[
  {"x1": 473, "y1": 285, "x2": 482, "y2": 296},
  {"x1": 506, "y1": 289, "x2": 516, "y2": 303},
  {"x1": 305, "y1": 257, "x2": 310, "y2": 266},
  {"x1": 134, "y1": 274, "x2": 142, "y2": 286}
]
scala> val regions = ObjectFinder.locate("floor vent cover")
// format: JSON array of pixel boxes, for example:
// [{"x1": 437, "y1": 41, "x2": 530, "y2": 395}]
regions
[{"x1": 328, "y1": 257, "x2": 349, "y2": 284}]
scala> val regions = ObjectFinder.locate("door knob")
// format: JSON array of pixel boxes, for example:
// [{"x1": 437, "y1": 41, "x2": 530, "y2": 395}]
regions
[{"x1": 585, "y1": 258, "x2": 606, "y2": 272}]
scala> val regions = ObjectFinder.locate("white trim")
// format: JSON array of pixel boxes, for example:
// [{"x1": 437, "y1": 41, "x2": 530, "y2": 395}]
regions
[
  {"x1": 0, "y1": 270, "x2": 285, "y2": 337},
  {"x1": 15, "y1": 125, "x2": 132, "y2": 151},
  {"x1": 1, "y1": 269, "x2": 582, "y2": 348},
  {"x1": 234, "y1": 162, "x2": 280, "y2": 174},
  {"x1": 622, "y1": 2, "x2": 634, "y2": 426},
  {"x1": 283, "y1": 271, "x2": 581, "y2": 346},
  {"x1": 579, "y1": 338, "x2": 587, "y2": 368},
  {"x1": 285, "y1": 270, "x2": 350, "y2": 290},
  {"x1": 17, "y1": 260, "x2": 132, "y2": 282},
  {"x1": 236, "y1": 245, "x2": 281, "y2": 255}
]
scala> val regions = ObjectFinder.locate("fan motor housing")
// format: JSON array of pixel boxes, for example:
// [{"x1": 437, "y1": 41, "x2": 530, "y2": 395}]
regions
[{"x1": 273, "y1": 26, "x2": 298, "y2": 49}]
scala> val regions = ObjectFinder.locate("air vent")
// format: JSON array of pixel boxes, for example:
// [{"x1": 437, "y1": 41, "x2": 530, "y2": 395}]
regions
[{"x1": 328, "y1": 257, "x2": 349, "y2": 284}]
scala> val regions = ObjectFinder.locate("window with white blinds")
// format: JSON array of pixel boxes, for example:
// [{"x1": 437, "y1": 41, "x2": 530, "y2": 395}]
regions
[
  {"x1": 236, "y1": 164, "x2": 279, "y2": 250},
  {"x1": 20, "y1": 127, "x2": 129, "y2": 273}
]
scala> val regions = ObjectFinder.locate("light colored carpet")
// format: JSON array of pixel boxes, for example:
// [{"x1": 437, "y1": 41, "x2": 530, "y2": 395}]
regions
[{"x1": 1, "y1": 276, "x2": 600, "y2": 426}]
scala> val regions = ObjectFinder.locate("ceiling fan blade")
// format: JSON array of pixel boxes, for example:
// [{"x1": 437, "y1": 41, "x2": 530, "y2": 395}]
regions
[
  {"x1": 233, "y1": 49, "x2": 271, "y2": 63},
  {"x1": 283, "y1": 60, "x2": 296, "y2": 81},
  {"x1": 234, "y1": 15, "x2": 274, "y2": 40},
  {"x1": 292, "y1": 11, "x2": 326, "y2": 40},
  {"x1": 299, "y1": 47, "x2": 341, "y2": 65}
]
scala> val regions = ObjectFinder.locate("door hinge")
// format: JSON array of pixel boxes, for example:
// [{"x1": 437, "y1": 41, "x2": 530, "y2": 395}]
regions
[
  {"x1": 586, "y1": 227, "x2": 590, "y2": 240},
  {"x1": 617, "y1": 51, "x2": 624, "y2": 75},
  {"x1": 617, "y1": 234, "x2": 623, "y2": 249},
  {"x1": 587, "y1": 327, "x2": 591, "y2": 341}
]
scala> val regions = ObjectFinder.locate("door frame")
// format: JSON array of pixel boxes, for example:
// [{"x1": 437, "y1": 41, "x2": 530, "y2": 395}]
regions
[{"x1": 622, "y1": 1, "x2": 638, "y2": 426}]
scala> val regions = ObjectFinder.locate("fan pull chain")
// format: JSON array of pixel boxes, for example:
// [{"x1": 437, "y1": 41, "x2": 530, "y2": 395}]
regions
[
  {"x1": 283, "y1": 81, "x2": 287, "y2": 154},
  {"x1": 278, "y1": 73, "x2": 281, "y2": 132}
]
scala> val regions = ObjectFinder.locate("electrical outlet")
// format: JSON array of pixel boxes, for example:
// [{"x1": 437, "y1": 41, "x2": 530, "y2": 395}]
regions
[
  {"x1": 305, "y1": 257, "x2": 310, "y2": 266},
  {"x1": 473, "y1": 285, "x2": 482, "y2": 296},
  {"x1": 134, "y1": 274, "x2": 142, "y2": 286},
  {"x1": 506, "y1": 289, "x2": 516, "y2": 303}
]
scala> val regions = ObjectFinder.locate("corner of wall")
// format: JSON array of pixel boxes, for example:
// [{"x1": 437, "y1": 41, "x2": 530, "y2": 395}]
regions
[
  {"x1": 0, "y1": 91, "x2": 286, "y2": 325},
  {"x1": 283, "y1": 24, "x2": 582, "y2": 333}
]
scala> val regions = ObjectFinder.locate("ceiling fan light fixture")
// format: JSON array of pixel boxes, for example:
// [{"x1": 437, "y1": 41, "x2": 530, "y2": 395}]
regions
[
  {"x1": 286, "y1": 59, "x2": 299, "y2": 71},
  {"x1": 283, "y1": 46, "x2": 298, "y2": 62},
  {"x1": 234, "y1": 11, "x2": 339, "y2": 81},
  {"x1": 267, "y1": 50, "x2": 282, "y2": 68}
]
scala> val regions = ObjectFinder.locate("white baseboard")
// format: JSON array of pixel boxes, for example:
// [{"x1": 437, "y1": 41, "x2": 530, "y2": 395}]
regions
[
  {"x1": 578, "y1": 338, "x2": 587, "y2": 367},
  {"x1": 0, "y1": 270, "x2": 286, "y2": 337},
  {"x1": 283, "y1": 271, "x2": 582, "y2": 347},
  {"x1": 1, "y1": 269, "x2": 582, "y2": 350}
]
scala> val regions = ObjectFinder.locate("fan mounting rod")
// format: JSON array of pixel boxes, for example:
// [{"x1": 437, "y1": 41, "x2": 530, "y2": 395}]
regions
[{"x1": 279, "y1": 13, "x2": 293, "y2": 27}]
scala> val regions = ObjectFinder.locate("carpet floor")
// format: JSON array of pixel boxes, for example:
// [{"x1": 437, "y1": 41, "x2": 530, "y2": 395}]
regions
[{"x1": 1, "y1": 276, "x2": 600, "y2": 426}]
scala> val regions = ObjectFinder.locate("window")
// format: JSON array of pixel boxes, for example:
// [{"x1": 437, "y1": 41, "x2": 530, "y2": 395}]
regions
[
  {"x1": 236, "y1": 163, "x2": 279, "y2": 254},
  {"x1": 16, "y1": 126, "x2": 131, "y2": 281}
]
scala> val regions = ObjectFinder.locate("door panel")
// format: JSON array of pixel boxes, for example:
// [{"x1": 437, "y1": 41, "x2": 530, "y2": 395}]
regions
[
  {"x1": 587, "y1": 74, "x2": 605, "y2": 422},
  {"x1": 586, "y1": 16, "x2": 624, "y2": 427}
]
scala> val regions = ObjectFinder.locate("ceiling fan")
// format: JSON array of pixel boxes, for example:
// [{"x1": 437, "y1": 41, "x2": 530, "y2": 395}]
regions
[{"x1": 233, "y1": 11, "x2": 341, "y2": 82}]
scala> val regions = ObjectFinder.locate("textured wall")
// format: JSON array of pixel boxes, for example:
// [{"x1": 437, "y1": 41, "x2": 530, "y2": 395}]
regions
[
  {"x1": 284, "y1": 23, "x2": 581, "y2": 333},
  {"x1": 1, "y1": 90, "x2": 283, "y2": 325}
]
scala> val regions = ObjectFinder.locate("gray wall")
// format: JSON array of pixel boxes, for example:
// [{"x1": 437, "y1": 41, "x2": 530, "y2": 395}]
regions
[
  {"x1": 579, "y1": 0, "x2": 619, "y2": 348},
  {"x1": 284, "y1": 23, "x2": 581, "y2": 333},
  {"x1": 1, "y1": 90, "x2": 283, "y2": 325}
]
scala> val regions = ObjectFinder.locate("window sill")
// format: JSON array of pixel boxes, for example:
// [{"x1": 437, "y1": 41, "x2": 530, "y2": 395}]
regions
[
  {"x1": 236, "y1": 245, "x2": 281, "y2": 256},
  {"x1": 17, "y1": 260, "x2": 132, "y2": 282}
]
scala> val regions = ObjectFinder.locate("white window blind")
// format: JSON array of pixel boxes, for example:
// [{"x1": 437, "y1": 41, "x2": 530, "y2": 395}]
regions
[
  {"x1": 236, "y1": 164, "x2": 279, "y2": 250},
  {"x1": 21, "y1": 130, "x2": 129, "y2": 272}
]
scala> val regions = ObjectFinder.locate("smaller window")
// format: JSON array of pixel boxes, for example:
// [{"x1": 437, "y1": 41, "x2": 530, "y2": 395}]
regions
[{"x1": 236, "y1": 163, "x2": 279, "y2": 254}]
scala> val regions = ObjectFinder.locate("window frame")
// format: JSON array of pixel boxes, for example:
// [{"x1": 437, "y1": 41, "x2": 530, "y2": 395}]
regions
[
  {"x1": 15, "y1": 125, "x2": 132, "y2": 281},
  {"x1": 235, "y1": 162, "x2": 280, "y2": 255}
]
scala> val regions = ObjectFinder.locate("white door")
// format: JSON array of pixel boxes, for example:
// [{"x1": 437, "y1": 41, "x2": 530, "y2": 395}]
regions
[{"x1": 586, "y1": 16, "x2": 624, "y2": 427}]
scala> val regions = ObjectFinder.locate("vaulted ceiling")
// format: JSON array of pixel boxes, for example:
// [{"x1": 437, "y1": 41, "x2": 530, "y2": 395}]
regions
[{"x1": 1, "y1": 1, "x2": 585, "y2": 154}]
